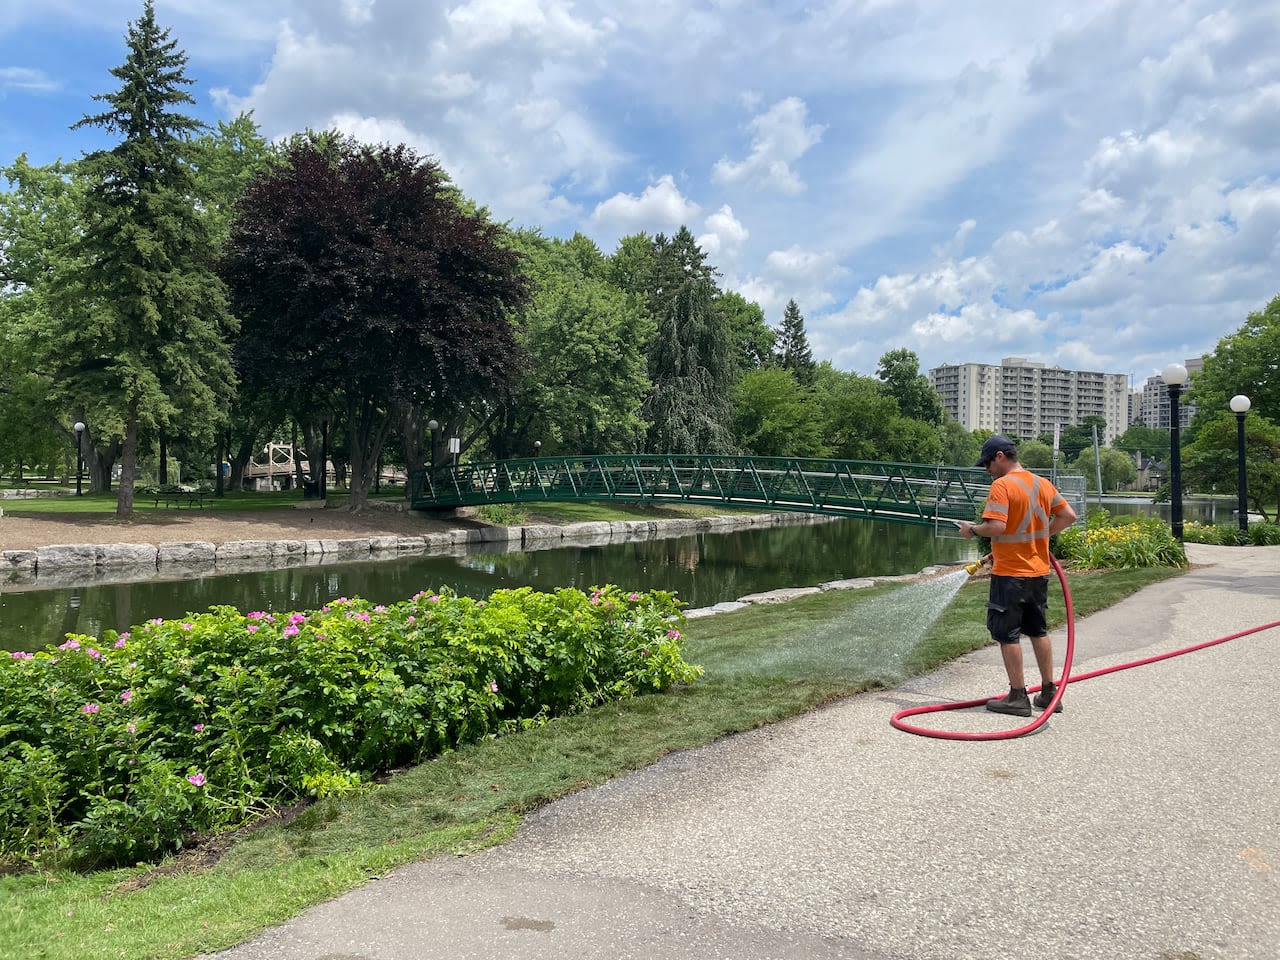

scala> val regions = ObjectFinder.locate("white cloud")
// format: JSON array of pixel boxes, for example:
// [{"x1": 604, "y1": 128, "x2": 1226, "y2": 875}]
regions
[
  {"x1": 696, "y1": 204, "x2": 748, "y2": 259},
  {"x1": 0, "y1": 66, "x2": 58, "y2": 93},
  {"x1": 589, "y1": 175, "x2": 700, "y2": 237},
  {"x1": 711, "y1": 97, "x2": 824, "y2": 194}
]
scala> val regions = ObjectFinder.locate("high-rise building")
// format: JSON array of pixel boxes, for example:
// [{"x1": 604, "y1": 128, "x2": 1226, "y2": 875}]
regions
[
  {"x1": 1135, "y1": 357, "x2": 1202, "y2": 429},
  {"x1": 928, "y1": 357, "x2": 1131, "y2": 444}
]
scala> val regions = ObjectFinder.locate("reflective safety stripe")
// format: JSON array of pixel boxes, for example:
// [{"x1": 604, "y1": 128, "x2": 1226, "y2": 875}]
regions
[{"x1": 993, "y1": 529, "x2": 1052, "y2": 544}]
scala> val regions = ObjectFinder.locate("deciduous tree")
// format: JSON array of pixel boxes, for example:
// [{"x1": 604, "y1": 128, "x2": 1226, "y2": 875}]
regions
[{"x1": 223, "y1": 132, "x2": 529, "y2": 508}]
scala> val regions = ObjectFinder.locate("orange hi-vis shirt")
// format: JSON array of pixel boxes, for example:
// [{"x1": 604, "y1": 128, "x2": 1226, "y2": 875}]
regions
[{"x1": 982, "y1": 468, "x2": 1070, "y2": 578}]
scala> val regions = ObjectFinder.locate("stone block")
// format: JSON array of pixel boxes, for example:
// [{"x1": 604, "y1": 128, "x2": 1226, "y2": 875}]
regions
[
  {"x1": 738, "y1": 586, "x2": 822, "y2": 605},
  {"x1": 819, "y1": 578, "x2": 876, "y2": 591},
  {"x1": 216, "y1": 540, "x2": 275, "y2": 561},
  {"x1": 477, "y1": 525, "x2": 520, "y2": 542},
  {"x1": 563, "y1": 521, "x2": 613, "y2": 541},
  {"x1": 319, "y1": 538, "x2": 371, "y2": 555},
  {"x1": 36, "y1": 544, "x2": 97, "y2": 568},
  {"x1": 97, "y1": 543, "x2": 159, "y2": 568},
  {"x1": 157, "y1": 541, "x2": 216, "y2": 564},
  {"x1": 521, "y1": 524, "x2": 564, "y2": 543}
]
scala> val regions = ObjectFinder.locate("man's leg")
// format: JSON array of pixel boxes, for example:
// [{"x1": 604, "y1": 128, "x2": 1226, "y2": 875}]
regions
[
  {"x1": 1030, "y1": 634, "x2": 1053, "y2": 684},
  {"x1": 1030, "y1": 633, "x2": 1064, "y2": 712},
  {"x1": 999, "y1": 640, "x2": 1025, "y2": 689}
]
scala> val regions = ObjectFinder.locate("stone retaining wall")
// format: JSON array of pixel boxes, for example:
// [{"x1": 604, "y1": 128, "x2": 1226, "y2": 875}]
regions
[{"x1": 1, "y1": 511, "x2": 836, "y2": 588}]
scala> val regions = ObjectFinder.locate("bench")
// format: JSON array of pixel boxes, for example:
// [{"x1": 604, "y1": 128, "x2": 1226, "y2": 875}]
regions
[{"x1": 151, "y1": 490, "x2": 208, "y2": 509}]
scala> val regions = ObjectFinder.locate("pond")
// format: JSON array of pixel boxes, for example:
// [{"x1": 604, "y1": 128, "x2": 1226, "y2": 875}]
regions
[{"x1": 1, "y1": 518, "x2": 977, "y2": 653}]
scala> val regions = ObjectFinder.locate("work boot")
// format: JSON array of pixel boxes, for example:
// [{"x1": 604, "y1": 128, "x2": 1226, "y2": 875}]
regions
[
  {"x1": 985, "y1": 688, "x2": 1032, "y2": 717},
  {"x1": 1033, "y1": 682, "x2": 1064, "y2": 713}
]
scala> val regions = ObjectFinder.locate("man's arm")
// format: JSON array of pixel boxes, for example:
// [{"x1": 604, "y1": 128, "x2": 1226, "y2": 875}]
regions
[
  {"x1": 956, "y1": 517, "x2": 1007, "y2": 540},
  {"x1": 1049, "y1": 500, "x2": 1078, "y2": 536}
]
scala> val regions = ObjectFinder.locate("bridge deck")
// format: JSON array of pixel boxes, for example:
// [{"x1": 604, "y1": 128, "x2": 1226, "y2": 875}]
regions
[{"x1": 408, "y1": 455, "x2": 997, "y2": 528}]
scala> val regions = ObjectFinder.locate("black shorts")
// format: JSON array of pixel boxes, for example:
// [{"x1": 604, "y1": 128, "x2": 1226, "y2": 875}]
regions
[{"x1": 986, "y1": 574, "x2": 1050, "y2": 644}]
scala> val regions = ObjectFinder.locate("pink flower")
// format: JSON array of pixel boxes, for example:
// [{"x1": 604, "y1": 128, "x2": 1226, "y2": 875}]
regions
[
  {"x1": 407, "y1": 616, "x2": 416, "y2": 625},
  {"x1": 10, "y1": 651, "x2": 34, "y2": 660},
  {"x1": 181, "y1": 623, "x2": 193, "y2": 631},
  {"x1": 666, "y1": 629, "x2": 681, "y2": 640},
  {"x1": 59, "y1": 638, "x2": 80, "y2": 651},
  {"x1": 247, "y1": 611, "x2": 267, "y2": 620},
  {"x1": 428, "y1": 594, "x2": 441, "y2": 603},
  {"x1": 126, "y1": 722, "x2": 137, "y2": 734},
  {"x1": 490, "y1": 681, "x2": 499, "y2": 693},
  {"x1": 289, "y1": 613, "x2": 307, "y2": 625},
  {"x1": 120, "y1": 690, "x2": 133, "y2": 703},
  {"x1": 88, "y1": 648, "x2": 101, "y2": 659},
  {"x1": 81, "y1": 703, "x2": 100, "y2": 715},
  {"x1": 246, "y1": 624, "x2": 259, "y2": 633},
  {"x1": 149, "y1": 618, "x2": 163, "y2": 625},
  {"x1": 283, "y1": 625, "x2": 299, "y2": 637},
  {"x1": 187, "y1": 773, "x2": 206, "y2": 787},
  {"x1": 113, "y1": 637, "x2": 128, "y2": 649},
  {"x1": 373, "y1": 605, "x2": 387, "y2": 613},
  {"x1": 628, "y1": 592, "x2": 641, "y2": 601},
  {"x1": 193, "y1": 723, "x2": 205, "y2": 733}
]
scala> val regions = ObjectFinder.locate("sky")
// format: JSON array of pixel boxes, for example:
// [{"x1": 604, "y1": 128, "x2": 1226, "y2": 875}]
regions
[{"x1": 3, "y1": 0, "x2": 1279, "y2": 389}]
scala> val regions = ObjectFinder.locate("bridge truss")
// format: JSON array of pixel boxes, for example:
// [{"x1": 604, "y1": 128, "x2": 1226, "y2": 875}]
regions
[{"x1": 408, "y1": 455, "x2": 996, "y2": 529}]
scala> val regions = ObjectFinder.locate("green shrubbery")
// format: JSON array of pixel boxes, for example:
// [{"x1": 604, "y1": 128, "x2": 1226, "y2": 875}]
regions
[
  {"x1": 1053, "y1": 510, "x2": 1187, "y2": 569},
  {"x1": 1183, "y1": 519, "x2": 1280, "y2": 546},
  {"x1": 0, "y1": 586, "x2": 697, "y2": 869}
]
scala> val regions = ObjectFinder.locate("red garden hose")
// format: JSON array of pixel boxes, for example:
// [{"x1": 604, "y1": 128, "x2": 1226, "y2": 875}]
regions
[{"x1": 890, "y1": 554, "x2": 1280, "y2": 740}]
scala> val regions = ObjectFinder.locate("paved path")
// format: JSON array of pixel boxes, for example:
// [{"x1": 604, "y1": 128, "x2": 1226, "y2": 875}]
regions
[{"x1": 211, "y1": 544, "x2": 1280, "y2": 960}]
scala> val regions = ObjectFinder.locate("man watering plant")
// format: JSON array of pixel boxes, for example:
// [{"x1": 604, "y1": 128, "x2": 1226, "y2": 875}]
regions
[{"x1": 956, "y1": 436, "x2": 1078, "y2": 717}]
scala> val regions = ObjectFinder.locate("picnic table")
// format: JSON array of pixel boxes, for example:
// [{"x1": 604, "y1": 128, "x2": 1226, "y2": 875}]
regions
[{"x1": 150, "y1": 488, "x2": 208, "y2": 509}]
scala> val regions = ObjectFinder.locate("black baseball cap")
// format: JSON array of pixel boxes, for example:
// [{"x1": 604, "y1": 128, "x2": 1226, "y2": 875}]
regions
[{"x1": 975, "y1": 435, "x2": 1017, "y2": 467}]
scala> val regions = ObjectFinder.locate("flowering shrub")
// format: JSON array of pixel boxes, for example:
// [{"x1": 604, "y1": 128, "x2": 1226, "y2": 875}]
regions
[
  {"x1": 0, "y1": 585, "x2": 696, "y2": 869},
  {"x1": 1053, "y1": 509, "x2": 1186, "y2": 569}
]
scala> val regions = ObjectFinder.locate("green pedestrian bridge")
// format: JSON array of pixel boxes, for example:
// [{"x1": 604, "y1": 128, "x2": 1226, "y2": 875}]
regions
[{"x1": 408, "y1": 455, "x2": 997, "y2": 530}]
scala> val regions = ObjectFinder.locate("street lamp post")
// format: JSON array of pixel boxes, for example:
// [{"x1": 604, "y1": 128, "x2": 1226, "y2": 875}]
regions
[
  {"x1": 1230, "y1": 394, "x2": 1251, "y2": 534},
  {"x1": 427, "y1": 419, "x2": 439, "y2": 470},
  {"x1": 1162, "y1": 362, "x2": 1189, "y2": 540},
  {"x1": 533, "y1": 440, "x2": 541, "y2": 458},
  {"x1": 73, "y1": 421, "x2": 86, "y2": 496}
]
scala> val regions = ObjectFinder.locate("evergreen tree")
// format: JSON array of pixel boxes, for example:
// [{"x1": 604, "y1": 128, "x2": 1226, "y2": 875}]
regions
[
  {"x1": 775, "y1": 299, "x2": 816, "y2": 386},
  {"x1": 637, "y1": 228, "x2": 736, "y2": 454},
  {"x1": 68, "y1": 1, "x2": 234, "y2": 516}
]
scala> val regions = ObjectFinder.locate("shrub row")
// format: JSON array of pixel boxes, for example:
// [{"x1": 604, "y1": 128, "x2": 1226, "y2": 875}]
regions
[
  {"x1": 1182, "y1": 519, "x2": 1280, "y2": 546},
  {"x1": 0, "y1": 585, "x2": 697, "y2": 869}
]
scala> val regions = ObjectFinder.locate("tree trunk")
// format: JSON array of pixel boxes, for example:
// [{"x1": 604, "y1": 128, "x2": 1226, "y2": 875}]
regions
[
  {"x1": 116, "y1": 417, "x2": 138, "y2": 518},
  {"x1": 345, "y1": 399, "x2": 391, "y2": 510},
  {"x1": 398, "y1": 401, "x2": 426, "y2": 501},
  {"x1": 159, "y1": 438, "x2": 169, "y2": 485}
]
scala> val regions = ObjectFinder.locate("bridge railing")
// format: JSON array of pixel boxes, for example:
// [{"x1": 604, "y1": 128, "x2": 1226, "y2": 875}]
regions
[{"x1": 409, "y1": 455, "x2": 993, "y2": 528}]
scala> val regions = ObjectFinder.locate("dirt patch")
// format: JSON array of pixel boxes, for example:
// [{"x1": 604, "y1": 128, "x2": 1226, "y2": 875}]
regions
[{"x1": 0, "y1": 505, "x2": 480, "y2": 552}]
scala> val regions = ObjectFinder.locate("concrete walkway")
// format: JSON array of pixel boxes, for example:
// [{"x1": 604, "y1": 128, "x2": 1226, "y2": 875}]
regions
[{"x1": 210, "y1": 544, "x2": 1280, "y2": 960}]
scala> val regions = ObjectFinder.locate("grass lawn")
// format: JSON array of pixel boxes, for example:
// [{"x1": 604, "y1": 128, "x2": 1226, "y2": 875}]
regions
[{"x1": 0, "y1": 563, "x2": 1181, "y2": 960}]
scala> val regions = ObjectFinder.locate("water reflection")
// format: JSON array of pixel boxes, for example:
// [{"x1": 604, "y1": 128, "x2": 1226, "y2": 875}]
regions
[{"x1": 1, "y1": 519, "x2": 974, "y2": 652}]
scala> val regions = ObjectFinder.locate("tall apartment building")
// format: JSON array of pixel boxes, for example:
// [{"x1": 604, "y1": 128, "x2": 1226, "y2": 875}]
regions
[
  {"x1": 1134, "y1": 357, "x2": 1202, "y2": 429},
  {"x1": 928, "y1": 357, "x2": 1130, "y2": 444}
]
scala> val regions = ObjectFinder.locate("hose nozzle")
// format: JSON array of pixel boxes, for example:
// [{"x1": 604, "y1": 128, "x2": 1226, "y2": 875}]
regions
[{"x1": 965, "y1": 556, "x2": 991, "y2": 576}]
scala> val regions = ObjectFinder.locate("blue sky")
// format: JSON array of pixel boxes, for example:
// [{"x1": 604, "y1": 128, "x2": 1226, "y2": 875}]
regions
[{"x1": 4, "y1": 0, "x2": 1279, "y2": 389}]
